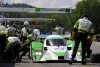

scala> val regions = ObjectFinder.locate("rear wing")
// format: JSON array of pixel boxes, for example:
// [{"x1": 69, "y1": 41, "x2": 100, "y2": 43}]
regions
[
  {"x1": 37, "y1": 34, "x2": 49, "y2": 39},
  {"x1": 37, "y1": 32, "x2": 71, "y2": 40},
  {"x1": 52, "y1": 31, "x2": 71, "y2": 39}
]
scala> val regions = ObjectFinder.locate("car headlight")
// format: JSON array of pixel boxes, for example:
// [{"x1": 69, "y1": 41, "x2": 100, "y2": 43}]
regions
[
  {"x1": 35, "y1": 48, "x2": 42, "y2": 55},
  {"x1": 36, "y1": 51, "x2": 42, "y2": 56},
  {"x1": 36, "y1": 52, "x2": 39, "y2": 55},
  {"x1": 39, "y1": 52, "x2": 42, "y2": 55}
]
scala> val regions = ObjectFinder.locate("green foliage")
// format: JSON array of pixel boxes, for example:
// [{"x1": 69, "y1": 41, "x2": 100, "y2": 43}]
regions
[
  {"x1": 72, "y1": 0, "x2": 100, "y2": 34},
  {"x1": 3, "y1": 1, "x2": 100, "y2": 34},
  {"x1": 4, "y1": 3, "x2": 35, "y2": 8}
]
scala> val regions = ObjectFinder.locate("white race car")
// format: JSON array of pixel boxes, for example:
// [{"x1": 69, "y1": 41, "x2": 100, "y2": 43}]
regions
[{"x1": 30, "y1": 35, "x2": 82, "y2": 62}]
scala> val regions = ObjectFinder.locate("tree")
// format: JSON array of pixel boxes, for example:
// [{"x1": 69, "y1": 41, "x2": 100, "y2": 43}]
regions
[{"x1": 72, "y1": 0, "x2": 100, "y2": 34}]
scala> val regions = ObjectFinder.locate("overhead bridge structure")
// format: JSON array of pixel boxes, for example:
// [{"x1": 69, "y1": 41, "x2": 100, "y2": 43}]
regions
[
  {"x1": 0, "y1": 7, "x2": 36, "y2": 13},
  {"x1": 0, "y1": 18, "x2": 55, "y2": 22},
  {"x1": 0, "y1": 7, "x2": 71, "y2": 13}
]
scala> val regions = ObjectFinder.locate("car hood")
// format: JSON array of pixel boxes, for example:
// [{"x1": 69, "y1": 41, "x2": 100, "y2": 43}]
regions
[{"x1": 47, "y1": 46, "x2": 67, "y2": 56}]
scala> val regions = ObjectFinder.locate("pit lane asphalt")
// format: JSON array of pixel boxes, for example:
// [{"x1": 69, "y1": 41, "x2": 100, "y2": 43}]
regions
[{"x1": 0, "y1": 41, "x2": 100, "y2": 67}]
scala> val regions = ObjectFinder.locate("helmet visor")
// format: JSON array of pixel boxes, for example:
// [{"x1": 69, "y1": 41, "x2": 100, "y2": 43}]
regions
[{"x1": 24, "y1": 25, "x2": 28, "y2": 27}]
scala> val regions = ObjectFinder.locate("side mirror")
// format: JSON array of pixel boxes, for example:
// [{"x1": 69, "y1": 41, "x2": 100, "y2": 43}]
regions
[
  {"x1": 67, "y1": 47, "x2": 71, "y2": 50},
  {"x1": 44, "y1": 47, "x2": 47, "y2": 51}
]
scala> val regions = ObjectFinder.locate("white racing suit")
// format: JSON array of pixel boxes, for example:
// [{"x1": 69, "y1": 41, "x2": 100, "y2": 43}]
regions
[
  {"x1": 21, "y1": 27, "x2": 31, "y2": 43},
  {"x1": 55, "y1": 27, "x2": 64, "y2": 35}
]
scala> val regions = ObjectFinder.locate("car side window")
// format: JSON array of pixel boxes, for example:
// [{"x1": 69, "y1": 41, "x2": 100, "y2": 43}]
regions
[{"x1": 46, "y1": 40, "x2": 50, "y2": 46}]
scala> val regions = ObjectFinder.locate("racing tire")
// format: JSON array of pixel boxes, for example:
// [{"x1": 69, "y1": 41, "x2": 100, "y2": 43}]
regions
[{"x1": 90, "y1": 53, "x2": 100, "y2": 63}]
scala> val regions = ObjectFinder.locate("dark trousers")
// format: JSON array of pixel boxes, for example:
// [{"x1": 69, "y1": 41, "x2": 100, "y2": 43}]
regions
[
  {"x1": 20, "y1": 43, "x2": 30, "y2": 59},
  {"x1": 3, "y1": 44, "x2": 15, "y2": 61},
  {"x1": 21, "y1": 36, "x2": 27, "y2": 43},
  {"x1": 20, "y1": 46, "x2": 30, "y2": 58},
  {"x1": 72, "y1": 32, "x2": 88, "y2": 61},
  {"x1": 13, "y1": 43, "x2": 21, "y2": 60},
  {"x1": 3, "y1": 42, "x2": 21, "y2": 61},
  {"x1": 86, "y1": 39, "x2": 92, "y2": 58},
  {"x1": 0, "y1": 34, "x2": 7, "y2": 57}
]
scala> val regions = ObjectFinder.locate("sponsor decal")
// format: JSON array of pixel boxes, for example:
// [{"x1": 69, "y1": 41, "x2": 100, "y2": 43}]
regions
[
  {"x1": 52, "y1": 9, "x2": 56, "y2": 12},
  {"x1": 61, "y1": 48, "x2": 65, "y2": 50},
  {"x1": 58, "y1": 8, "x2": 65, "y2": 12},
  {"x1": 44, "y1": 52, "x2": 50, "y2": 55},
  {"x1": 54, "y1": 48, "x2": 58, "y2": 50},
  {"x1": 44, "y1": 57, "x2": 52, "y2": 60},
  {"x1": 42, "y1": 8, "x2": 51, "y2": 11},
  {"x1": 54, "y1": 47, "x2": 66, "y2": 51}
]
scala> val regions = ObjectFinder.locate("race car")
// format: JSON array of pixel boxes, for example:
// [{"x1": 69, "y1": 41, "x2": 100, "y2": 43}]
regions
[{"x1": 30, "y1": 35, "x2": 82, "y2": 62}]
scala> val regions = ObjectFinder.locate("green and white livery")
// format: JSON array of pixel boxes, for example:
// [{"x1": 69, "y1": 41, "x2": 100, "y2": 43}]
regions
[{"x1": 30, "y1": 35, "x2": 82, "y2": 62}]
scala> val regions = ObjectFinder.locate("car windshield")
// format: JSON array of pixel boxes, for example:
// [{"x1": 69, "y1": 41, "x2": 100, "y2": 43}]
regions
[{"x1": 49, "y1": 39, "x2": 66, "y2": 46}]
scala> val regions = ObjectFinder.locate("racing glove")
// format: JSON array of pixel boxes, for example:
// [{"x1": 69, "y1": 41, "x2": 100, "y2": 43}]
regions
[
  {"x1": 71, "y1": 31, "x2": 76, "y2": 40},
  {"x1": 88, "y1": 36, "x2": 93, "y2": 44},
  {"x1": 88, "y1": 32, "x2": 94, "y2": 44}
]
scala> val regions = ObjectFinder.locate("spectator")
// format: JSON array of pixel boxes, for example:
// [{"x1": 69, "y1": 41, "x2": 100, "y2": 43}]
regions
[
  {"x1": 96, "y1": 34, "x2": 100, "y2": 42},
  {"x1": 54, "y1": 24, "x2": 64, "y2": 35}
]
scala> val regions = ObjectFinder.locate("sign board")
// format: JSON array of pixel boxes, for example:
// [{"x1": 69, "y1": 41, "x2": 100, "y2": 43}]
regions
[
  {"x1": 35, "y1": 8, "x2": 71, "y2": 13},
  {"x1": 0, "y1": 7, "x2": 71, "y2": 13}
]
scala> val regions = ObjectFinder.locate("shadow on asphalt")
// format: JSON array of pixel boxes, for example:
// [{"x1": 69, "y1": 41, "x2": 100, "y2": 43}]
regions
[
  {"x1": 33, "y1": 60, "x2": 81, "y2": 63},
  {"x1": 0, "y1": 63, "x2": 15, "y2": 67},
  {"x1": 0, "y1": 60, "x2": 30, "y2": 67},
  {"x1": 22, "y1": 58, "x2": 31, "y2": 60},
  {"x1": 0, "y1": 61, "x2": 30, "y2": 67},
  {"x1": 0, "y1": 60, "x2": 31, "y2": 63},
  {"x1": 20, "y1": 61, "x2": 31, "y2": 63}
]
